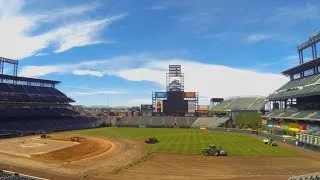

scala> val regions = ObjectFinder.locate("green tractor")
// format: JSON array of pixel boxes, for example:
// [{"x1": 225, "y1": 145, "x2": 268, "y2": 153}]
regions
[
  {"x1": 201, "y1": 144, "x2": 227, "y2": 156},
  {"x1": 145, "y1": 137, "x2": 159, "y2": 144}
]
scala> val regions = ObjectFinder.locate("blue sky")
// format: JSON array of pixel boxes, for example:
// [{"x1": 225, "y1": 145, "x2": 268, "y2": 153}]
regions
[{"x1": 1, "y1": 0, "x2": 319, "y2": 106}]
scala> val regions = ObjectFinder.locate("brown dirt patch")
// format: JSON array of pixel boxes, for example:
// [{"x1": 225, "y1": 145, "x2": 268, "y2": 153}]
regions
[
  {"x1": 109, "y1": 153, "x2": 320, "y2": 180},
  {"x1": 0, "y1": 134, "x2": 148, "y2": 179},
  {"x1": 31, "y1": 135, "x2": 112, "y2": 163}
]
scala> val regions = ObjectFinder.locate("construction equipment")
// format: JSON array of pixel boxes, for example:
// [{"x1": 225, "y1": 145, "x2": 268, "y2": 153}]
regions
[
  {"x1": 145, "y1": 137, "x2": 159, "y2": 144},
  {"x1": 201, "y1": 144, "x2": 227, "y2": 156},
  {"x1": 71, "y1": 136, "x2": 80, "y2": 142},
  {"x1": 263, "y1": 138, "x2": 277, "y2": 146},
  {"x1": 40, "y1": 134, "x2": 50, "y2": 138}
]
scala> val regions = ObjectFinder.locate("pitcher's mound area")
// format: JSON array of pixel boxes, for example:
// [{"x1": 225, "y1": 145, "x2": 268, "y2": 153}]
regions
[{"x1": 0, "y1": 135, "x2": 112, "y2": 162}]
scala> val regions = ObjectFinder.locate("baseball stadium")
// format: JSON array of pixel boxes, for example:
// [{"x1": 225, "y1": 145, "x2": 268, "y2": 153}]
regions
[{"x1": 0, "y1": 32, "x2": 320, "y2": 180}]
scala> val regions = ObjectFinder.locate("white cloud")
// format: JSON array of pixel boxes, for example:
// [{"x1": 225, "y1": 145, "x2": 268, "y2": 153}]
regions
[
  {"x1": 245, "y1": 34, "x2": 271, "y2": 43},
  {"x1": 34, "y1": 52, "x2": 48, "y2": 57},
  {"x1": 128, "y1": 99, "x2": 152, "y2": 106},
  {"x1": 271, "y1": 3, "x2": 320, "y2": 25},
  {"x1": 72, "y1": 69, "x2": 104, "y2": 77},
  {"x1": 119, "y1": 60, "x2": 289, "y2": 103},
  {"x1": 19, "y1": 65, "x2": 59, "y2": 77},
  {"x1": 0, "y1": 0, "x2": 126, "y2": 59},
  {"x1": 19, "y1": 55, "x2": 289, "y2": 102},
  {"x1": 19, "y1": 54, "x2": 149, "y2": 77}
]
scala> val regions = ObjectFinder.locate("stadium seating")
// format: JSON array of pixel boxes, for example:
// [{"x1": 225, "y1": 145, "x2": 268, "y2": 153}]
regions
[
  {"x1": 212, "y1": 97, "x2": 266, "y2": 111},
  {"x1": 264, "y1": 109, "x2": 320, "y2": 121},
  {"x1": 175, "y1": 117, "x2": 189, "y2": 127},
  {"x1": 163, "y1": 117, "x2": 173, "y2": 127},
  {"x1": 191, "y1": 116, "x2": 230, "y2": 128},
  {"x1": 187, "y1": 117, "x2": 197, "y2": 126},
  {"x1": 277, "y1": 109, "x2": 299, "y2": 118},
  {"x1": 122, "y1": 117, "x2": 140, "y2": 127},
  {"x1": 0, "y1": 107, "x2": 105, "y2": 137},
  {"x1": 140, "y1": 117, "x2": 151, "y2": 126},
  {"x1": 268, "y1": 74, "x2": 320, "y2": 100},
  {"x1": 0, "y1": 82, "x2": 73, "y2": 103},
  {"x1": 309, "y1": 111, "x2": 320, "y2": 119},
  {"x1": 248, "y1": 97, "x2": 266, "y2": 110},
  {"x1": 277, "y1": 74, "x2": 320, "y2": 91},
  {"x1": 292, "y1": 111, "x2": 314, "y2": 118},
  {"x1": 0, "y1": 169, "x2": 44, "y2": 180},
  {"x1": 149, "y1": 116, "x2": 164, "y2": 127},
  {"x1": 119, "y1": 116, "x2": 202, "y2": 128},
  {"x1": 0, "y1": 108, "x2": 79, "y2": 120}
]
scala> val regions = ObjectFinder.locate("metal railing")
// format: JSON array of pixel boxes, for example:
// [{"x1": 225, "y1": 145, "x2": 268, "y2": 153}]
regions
[{"x1": 288, "y1": 172, "x2": 320, "y2": 180}]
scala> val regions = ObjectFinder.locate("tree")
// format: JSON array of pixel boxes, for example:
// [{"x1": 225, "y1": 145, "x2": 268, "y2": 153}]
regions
[{"x1": 235, "y1": 112, "x2": 262, "y2": 129}]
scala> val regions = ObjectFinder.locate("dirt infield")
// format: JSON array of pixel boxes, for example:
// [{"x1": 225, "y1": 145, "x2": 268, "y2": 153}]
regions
[
  {"x1": 0, "y1": 137, "x2": 79, "y2": 158},
  {"x1": 109, "y1": 153, "x2": 320, "y2": 180},
  {"x1": 31, "y1": 135, "x2": 113, "y2": 163},
  {"x1": 108, "y1": 140, "x2": 320, "y2": 180},
  {"x1": 0, "y1": 134, "x2": 148, "y2": 179},
  {"x1": 0, "y1": 134, "x2": 319, "y2": 180}
]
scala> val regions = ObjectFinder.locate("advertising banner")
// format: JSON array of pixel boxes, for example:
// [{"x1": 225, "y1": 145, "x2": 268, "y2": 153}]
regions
[
  {"x1": 155, "y1": 92, "x2": 167, "y2": 99},
  {"x1": 300, "y1": 124, "x2": 307, "y2": 132},
  {"x1": 280, "y1": 122, "x2": 289, "y2": 130},
  {"x1": 141, "y1": 104, "x2": 153, "y2": 110},
  {"x1": 155, "y1": 100, "x2": 163, "y2": 113},
  {"x1": 188, "y1": 101, "x2": 196, "y2": 113},
  {"x1": 288, "y1": 123, "x2": 300, "y2": 132},
  {"x1": 274, "y1": 121, "x2": 281, "y2": 128},
  {"x1": 184, "y1": 92, "x2": 196, "y2": 98},
  {"x1": 185, "y1": 113, "x2": 195, "y2": 117},
  {"x1": 197, "y1": 105, "x2": 210, "y2": 111},
  {"x1": 261, "y1": 119, "x2": 267, "y2": 125}
]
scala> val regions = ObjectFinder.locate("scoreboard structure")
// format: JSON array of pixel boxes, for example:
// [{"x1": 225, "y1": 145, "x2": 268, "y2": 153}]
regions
[{"x1": 152, "y1": 65, "x2": 199, "y2": 116}]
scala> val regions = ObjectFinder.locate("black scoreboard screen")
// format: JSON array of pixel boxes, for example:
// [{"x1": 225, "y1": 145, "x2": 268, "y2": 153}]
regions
[{"x1": 163, "y1": 91, "x2": 188, "y2": 113}]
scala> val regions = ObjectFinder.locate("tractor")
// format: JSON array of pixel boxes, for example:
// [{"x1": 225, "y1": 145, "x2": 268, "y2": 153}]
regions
[
  {"x1": 40, "y1": 134, "x2": 50, "y2": 139},
  {"x1": 201, "y1": 144, "x2": 227, "y2": 156},
  {"x1": 263, "y1": 138, "x2": 278, "y2": 146},
  {"x1": 145, "y1": 137, "x2": 159, "y2": 144},
  {"x1": 71, "y1": 136, "x2": 80, "y2": 142}
]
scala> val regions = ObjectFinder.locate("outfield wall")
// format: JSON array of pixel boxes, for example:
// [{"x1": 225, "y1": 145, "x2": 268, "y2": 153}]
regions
[{"x1": 116, "y1": 116, "x2": 230, "y2": 128}]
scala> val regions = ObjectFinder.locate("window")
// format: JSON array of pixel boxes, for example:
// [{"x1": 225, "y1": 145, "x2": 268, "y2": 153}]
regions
[
  {"x1": 304, "y1": 68, "x2": 314, "y2": 76},
  {"x1": 293, "y1": 73, "x2": 301, "y2": 79}
]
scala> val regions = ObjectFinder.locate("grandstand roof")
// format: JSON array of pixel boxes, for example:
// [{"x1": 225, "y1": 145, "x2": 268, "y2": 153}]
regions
[
  {"x1": 0, "y1": 74, "x2": 60, "y2": 85},
  {"x1": 282, "y1": 57, "x2": 320, "y2": 76},
  {"x1": 211, "y1": 97, "x2": 266, "y2": 112},
  {"x1": 267, "y1": 74, "x2": 320, "y2": 100}
]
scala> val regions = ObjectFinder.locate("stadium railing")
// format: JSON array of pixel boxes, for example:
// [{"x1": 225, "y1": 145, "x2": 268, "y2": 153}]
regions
[
  {"x1": 288, "y1": 172, "x2": 320, "y2": 180},
  {"x1": 0, "y1": 169, "x2": 48, "y2": 180}
]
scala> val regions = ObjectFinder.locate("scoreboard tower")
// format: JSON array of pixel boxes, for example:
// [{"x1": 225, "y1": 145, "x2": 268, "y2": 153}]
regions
[{"x1": 152, "y1": 65, "x2": 198, "y2": 116}]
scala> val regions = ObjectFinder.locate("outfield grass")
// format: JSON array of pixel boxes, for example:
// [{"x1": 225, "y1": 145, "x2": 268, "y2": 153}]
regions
[{"x1": 75, "y1": 127, "x2": 298, "y2": 156}]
